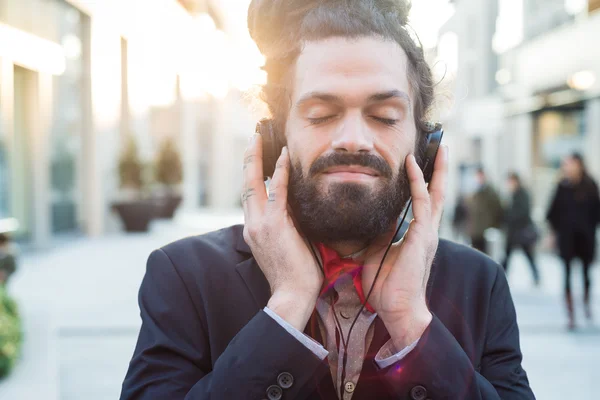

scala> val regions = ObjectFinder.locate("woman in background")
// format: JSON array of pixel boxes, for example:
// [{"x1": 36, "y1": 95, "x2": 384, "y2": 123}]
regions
[
  {"x1": 503, "y1": 172, "x2": 540, "y2": 286},
  {"x1": 547, "y1": 153, "x2": 600, "y2": 330}
]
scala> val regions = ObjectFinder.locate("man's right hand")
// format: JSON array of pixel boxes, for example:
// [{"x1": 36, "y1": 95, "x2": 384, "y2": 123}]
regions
[{"x1": 241, "y1": 133, "x2": 323, "y2": 331}]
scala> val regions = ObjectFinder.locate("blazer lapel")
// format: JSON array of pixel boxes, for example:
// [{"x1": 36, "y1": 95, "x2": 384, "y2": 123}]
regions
[{"x1": 234, "y1": 233, "x2": 271, "y2": 309}]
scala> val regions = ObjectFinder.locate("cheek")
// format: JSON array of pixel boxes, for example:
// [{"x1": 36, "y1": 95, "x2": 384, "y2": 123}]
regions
[
  {"x1": 286, "y1": 124, "x2": 331, "y2": 173},
  {"x1": 287, "y1": 141, "x2": 317, "y2": 176},
  {"x1": 379, "y1": 135, "x2": 414, "y2": 173}
]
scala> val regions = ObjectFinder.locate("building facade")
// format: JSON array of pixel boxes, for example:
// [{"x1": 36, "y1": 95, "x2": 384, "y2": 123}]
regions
[
  {"x1": 438, "y1": 0, "x2": 600, "y2": 223},
  {"x1": 499, "y1": 3, "x2": 600, "y2": 220},
  {"x1": 0, "y1": 0, "x2": 246, "y2": 248},
  {"x1": 435, "y1": 0, "x2": 501, "y2": 219}
]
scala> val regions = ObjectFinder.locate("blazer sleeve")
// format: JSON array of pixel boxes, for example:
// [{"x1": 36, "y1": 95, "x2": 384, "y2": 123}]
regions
[
  {"x1": 120, "y1": 249, "x2": 329, "y2": 400},
  {"x1": 376, "y1": 266, "x2": 535, "y2": 399}
]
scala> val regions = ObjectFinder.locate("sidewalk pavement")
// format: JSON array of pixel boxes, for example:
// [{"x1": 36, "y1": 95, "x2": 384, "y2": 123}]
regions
[{"x1": 0, "y1": 209, "x2": 598, "y2": 399}]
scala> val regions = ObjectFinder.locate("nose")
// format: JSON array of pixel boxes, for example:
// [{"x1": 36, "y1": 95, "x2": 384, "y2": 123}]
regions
[{"x1": 330, "y1": 112, "x2": 374, "y2": 153}]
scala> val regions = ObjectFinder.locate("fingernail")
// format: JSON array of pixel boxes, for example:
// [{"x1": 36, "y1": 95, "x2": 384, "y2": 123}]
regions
[{"x1": 282, "y1": 146, "x2": 288, "y2": 157}]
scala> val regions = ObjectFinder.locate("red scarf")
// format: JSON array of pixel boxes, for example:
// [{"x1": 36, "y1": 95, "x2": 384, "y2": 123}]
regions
[{"x1": 316, "y1": 243, "x2": 375, "y2": 313}]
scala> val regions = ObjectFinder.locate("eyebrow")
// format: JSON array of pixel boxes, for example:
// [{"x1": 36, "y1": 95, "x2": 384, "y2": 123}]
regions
[{"x1": 295, "y1": 89, "x2": 412, "y2": 108}]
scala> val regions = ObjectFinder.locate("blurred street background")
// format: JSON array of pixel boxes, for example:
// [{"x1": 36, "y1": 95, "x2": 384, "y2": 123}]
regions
[{"x1": 0, "y1": 0, "x2": 600, "y2": 399}]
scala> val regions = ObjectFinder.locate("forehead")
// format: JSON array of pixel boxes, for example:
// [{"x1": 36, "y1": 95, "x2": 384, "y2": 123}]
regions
[{"x1": 292, "y1": 36, "x2": 412, "y2": 104}]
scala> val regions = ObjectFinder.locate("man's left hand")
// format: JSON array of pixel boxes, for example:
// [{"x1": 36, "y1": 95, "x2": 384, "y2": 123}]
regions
[{"x1": 361, "y1": 145, "x2": 448, "y2": 349}]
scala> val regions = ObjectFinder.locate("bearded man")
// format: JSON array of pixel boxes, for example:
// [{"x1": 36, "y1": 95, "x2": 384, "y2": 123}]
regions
[{"x1": 121, "y1": 1, "x2": 535, "y2": 399}]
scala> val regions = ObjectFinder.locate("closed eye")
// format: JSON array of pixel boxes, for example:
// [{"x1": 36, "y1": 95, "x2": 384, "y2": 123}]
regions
[
  {"x1": 308, "y1": 116, "x2": 336, "y2": 125},
  {"x1": 371, "y1": 116, "x2": 398, "y2": 126}
]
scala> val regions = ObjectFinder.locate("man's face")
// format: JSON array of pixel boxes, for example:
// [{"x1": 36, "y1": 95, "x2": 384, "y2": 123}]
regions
[{"x1": 284, "y1": 37, "x2": 421, "y2": 244}]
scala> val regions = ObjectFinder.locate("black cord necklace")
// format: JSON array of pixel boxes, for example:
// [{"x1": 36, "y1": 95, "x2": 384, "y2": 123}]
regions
[{"x1": 309, "y1": 200, "x2": 413, "y2": 399}]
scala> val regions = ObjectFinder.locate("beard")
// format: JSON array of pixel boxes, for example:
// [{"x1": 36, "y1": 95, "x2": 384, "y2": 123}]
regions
[{"x1": 288, "y1": 139, "x2": 426, "y2": 244}]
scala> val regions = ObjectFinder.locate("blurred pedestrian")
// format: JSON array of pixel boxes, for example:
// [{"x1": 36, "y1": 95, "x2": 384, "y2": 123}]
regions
[
  {"x1": 452, "y1": 194, "x2": 469, "y2": 242},
  {"x1": 0, "y1": 233, "x2": 17, "y2": 286},
  {"x1": 546, "y1": 153, "x2": 600, "y2": 330},
  {"x1": 502, "y1": 173, "x2": 540, "y2": 286},
  {"x1": 468, "y1": 167, "x2": 503, "y2": 255}
]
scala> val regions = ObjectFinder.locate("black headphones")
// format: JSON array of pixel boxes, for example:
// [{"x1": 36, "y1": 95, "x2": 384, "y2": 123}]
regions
[{"x1": 255, "y1": 118, "x2": 444, "y2": 182}]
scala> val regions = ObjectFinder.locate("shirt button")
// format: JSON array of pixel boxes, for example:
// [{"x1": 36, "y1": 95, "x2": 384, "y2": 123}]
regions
[
  {"x1": 277, "y1": 372, "x2": 294, "y2": 389},
  {"x1": 266, "y1": 385, "x2": 283, "y2": 400},
  {"x1": 344, "y1": 381, "x2": 356, "y2": 393},
  {"x1": 410, "y1": 385, "x2": 427, "y2": 400}
]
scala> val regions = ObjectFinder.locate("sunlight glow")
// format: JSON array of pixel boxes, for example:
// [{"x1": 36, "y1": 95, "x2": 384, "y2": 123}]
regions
[
  {"x1": 409, "y1": 0, "x2": 456, "y2": 49},
  {"x1": 493, "y1": 0, "x2": 524, "y2": 54},
  {"x1": 175, "y1": 0, "x2": 455, "y2": 100},
  {"x1": 0, "y1": 23, "x2": 66, "y2": 76}
]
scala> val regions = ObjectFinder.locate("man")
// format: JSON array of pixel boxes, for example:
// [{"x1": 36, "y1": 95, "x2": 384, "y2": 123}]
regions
[
  {"x1": 468, "y1": 167, "x2": 503, "y2": 255},
  {"x1": 121, "y1": 1, "x2": 534, "y2": 399}
]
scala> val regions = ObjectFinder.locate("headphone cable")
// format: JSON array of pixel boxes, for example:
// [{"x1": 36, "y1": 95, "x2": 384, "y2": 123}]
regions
[{"x1": 309, "y1": 200, "x2": 412, "y2": 398}]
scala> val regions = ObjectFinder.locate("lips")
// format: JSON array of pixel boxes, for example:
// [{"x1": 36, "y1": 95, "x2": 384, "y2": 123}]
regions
[{"x1": 323, "y1": 166, "x2": 379, "y2": 176}]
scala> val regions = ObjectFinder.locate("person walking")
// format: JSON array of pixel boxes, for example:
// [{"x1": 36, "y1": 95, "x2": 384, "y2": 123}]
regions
[
  {"x1": 469, "y1": 167, "x2": 504, "y2": 255},
  {"x1": 452, "y1": 194, "x2": 469, "y2": 242},
  {"x1": 547, "y1": 153, "x2": 600, "y2": 330},
  {"x1": 0, "y1": 233, "x2": 17, "y2": 286},
  {"x1": 502, "y1": 173, "x2": 540, "y2": 286}
]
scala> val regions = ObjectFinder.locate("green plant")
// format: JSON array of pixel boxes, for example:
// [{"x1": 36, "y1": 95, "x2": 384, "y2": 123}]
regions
[
  {"x1": 154, "y1": 137, "x2": 183, "y2": 188},
  {"x1": 119, "y1": 135, "x2": 144, "y2": 190},
  {"x1": 0, "y1": 286, "x2": 22, "y2": 379}
]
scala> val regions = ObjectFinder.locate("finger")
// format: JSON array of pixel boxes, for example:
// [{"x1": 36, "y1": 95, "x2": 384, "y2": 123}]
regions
[
  {"x1": 406, "y1": 153, "x2": 431, "y2": 225},
  {"x1": 428, "y1": 145, "x2": 448, "y2": 228},
  {"x1": 266, "y1": 147, "x2": 290, "y2": 212},
  {"x1": 242, "y1": 134, "x2": 267, "y2": 220}
]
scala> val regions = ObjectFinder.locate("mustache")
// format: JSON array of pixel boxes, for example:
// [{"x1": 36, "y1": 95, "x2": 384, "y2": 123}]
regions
[{"x1": 309, "y1": 152, "x2": 393, "y2": 178}]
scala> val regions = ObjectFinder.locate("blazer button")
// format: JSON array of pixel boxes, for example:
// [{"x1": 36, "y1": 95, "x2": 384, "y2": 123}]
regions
[
  {"x1": 277, "y1": 372, "x2": 294, "y2": 389},
  {"x1": 410, "y1": 385, "x2": 428, "y2": 400},
  {"x1": 266, "y1": 385, "x2": 283, "y2": 400}
]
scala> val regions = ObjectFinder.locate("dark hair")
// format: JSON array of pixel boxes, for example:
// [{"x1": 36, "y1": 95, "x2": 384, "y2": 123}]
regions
[
  {"x1": 507, "y1": 172, "x2": 521, "y2": 187},
  {"x1": 248, "y1": 0, "x2": 435, "y2": 138},
  {"x1": 476, "y1": 166, "x2": 485, "y2": 176},
  {"x1": 570, "y1": 152, "x2": 588, "y2": 176}
]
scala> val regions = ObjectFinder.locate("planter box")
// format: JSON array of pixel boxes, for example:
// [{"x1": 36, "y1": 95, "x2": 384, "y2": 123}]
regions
[
  {"x1": 111, "y1": 200, "x2": 156, "y2": 232},
  {"x1": 153, "y1": 194, "x2": 182, "y2": 219}
]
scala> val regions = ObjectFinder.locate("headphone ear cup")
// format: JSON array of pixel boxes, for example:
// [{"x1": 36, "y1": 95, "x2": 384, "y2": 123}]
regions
[
  {"x1": 257, "y1": 119, "x2": 281, "y2": 180},
  {"x1": 421, "y1": 125, "x2": 443, "y2": 184}
]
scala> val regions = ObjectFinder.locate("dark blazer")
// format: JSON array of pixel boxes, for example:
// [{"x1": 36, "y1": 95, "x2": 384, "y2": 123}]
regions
[{"x1": 120, "y1": 225, "x2": 535, "y2": 400}]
